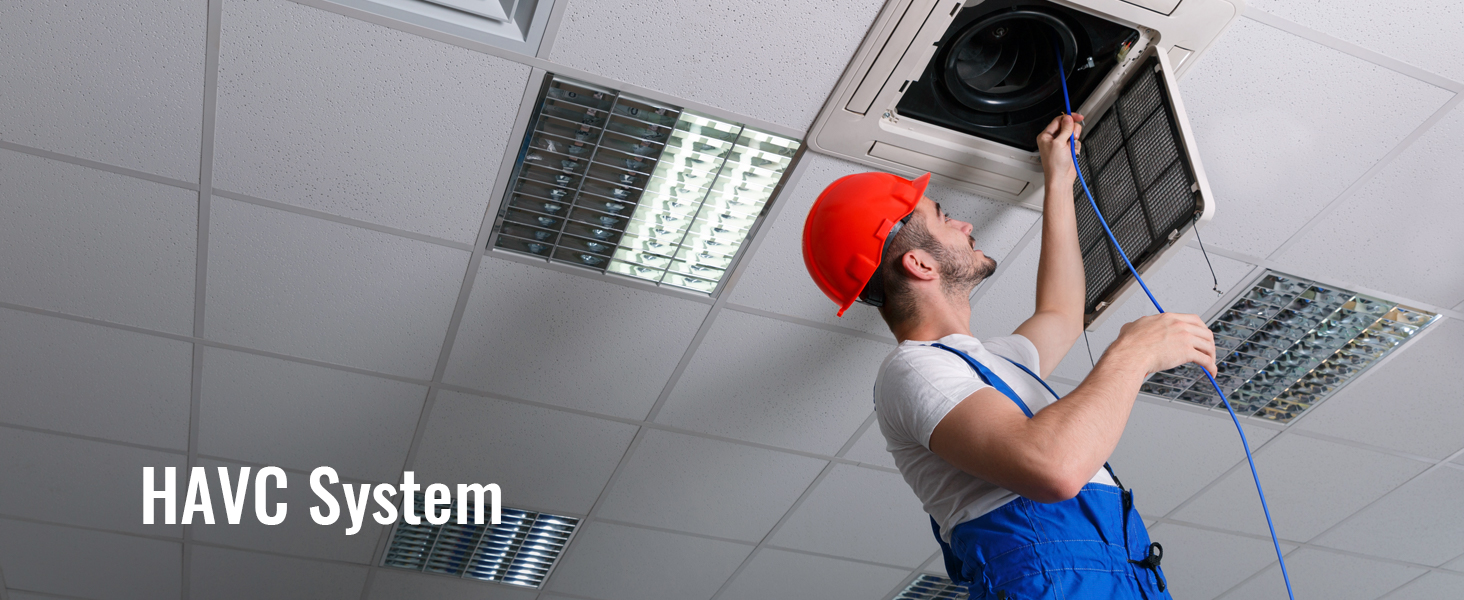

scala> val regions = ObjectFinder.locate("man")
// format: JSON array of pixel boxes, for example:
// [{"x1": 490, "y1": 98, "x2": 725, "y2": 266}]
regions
[{"x1": 801, "y1": 114, "x2": 1217, "y2": 598}]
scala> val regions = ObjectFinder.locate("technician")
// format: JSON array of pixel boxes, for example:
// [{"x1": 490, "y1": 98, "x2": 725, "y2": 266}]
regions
[{"x1": 801, "y1": 114, "x2": 1217, "y2": 599}]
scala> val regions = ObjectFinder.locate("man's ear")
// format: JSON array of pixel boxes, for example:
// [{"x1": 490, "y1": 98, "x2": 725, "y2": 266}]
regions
[{"x1": 900, "y1": 248, "x2": 939, "y2": 282}]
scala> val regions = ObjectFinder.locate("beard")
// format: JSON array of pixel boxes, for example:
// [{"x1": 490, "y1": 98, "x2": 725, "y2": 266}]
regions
[{"x1": 934, "y1": 236, "x2": 997, "y2": 295}]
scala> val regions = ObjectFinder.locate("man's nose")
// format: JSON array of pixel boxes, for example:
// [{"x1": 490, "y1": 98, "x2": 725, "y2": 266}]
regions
[{"x1": 957, "y1": 219, "x2": 974, "y2": 235}]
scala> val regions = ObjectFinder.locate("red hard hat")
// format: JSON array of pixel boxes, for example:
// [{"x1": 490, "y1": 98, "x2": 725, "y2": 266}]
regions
[{"x1": 802, "y1": 171, "x2": 930, "y2": 316}]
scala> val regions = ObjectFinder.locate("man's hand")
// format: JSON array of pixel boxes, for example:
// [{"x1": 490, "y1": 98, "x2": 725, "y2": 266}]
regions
[
  {"x1": 1037, "y1": 113, "x2": 1084, "y2": 187},
  {"x1": 1108, "y1": 313, "x2": 1218, "y2": 376}
]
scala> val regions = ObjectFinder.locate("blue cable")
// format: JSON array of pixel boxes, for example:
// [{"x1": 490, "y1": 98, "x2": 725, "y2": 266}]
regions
[{"x1": 1053, "y1": 46, "x2": 1296, "y2": 600}]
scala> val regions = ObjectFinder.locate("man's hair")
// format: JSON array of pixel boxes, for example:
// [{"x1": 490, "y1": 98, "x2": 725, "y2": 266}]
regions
[{"x1": 877, "y1": 213, "x2": 943, "y2": 325}]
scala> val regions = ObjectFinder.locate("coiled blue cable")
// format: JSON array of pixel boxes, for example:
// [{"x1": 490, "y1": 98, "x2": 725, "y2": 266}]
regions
[{"x1": 1054, "y1": 46, "x2": 1295, "y2": 599}]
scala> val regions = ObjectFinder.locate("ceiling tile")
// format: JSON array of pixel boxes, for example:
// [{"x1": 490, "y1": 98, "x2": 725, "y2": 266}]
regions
[
  {"x1": 213, "y1": 0, "x2": 531, "y2": 244},
  {"x1": 0, "y1": 518, "x2": 181, "y2": 600},
  {"x1": 1294, "y1": 319, "x2": 1464, "y2": 460},
  {"x1": 1313, "y1": 466, "x2": 1464, "y2": 567},
  {"x1": 547, "y1": 0, "x2": 885, "y2": 131},
  {"x1": 1146, "y1": 522, "x2": 1296, "y2": 600},
  {"x1": 0, "y1": 150, "x2": 198, "y2": 334},
  {"x1": 412, "y1": 390, "x2": 638, "y2": 515},
  {"x1": 656, "y1": 309, "x2": 893, "y2": 455},
  {"x1": 189, "y1": 458, "x2": 383, "y2": 564},
  {"x1": 199, "y1": 347, "x2": 425, "y2": 482},
  {"x1": 1106, "y1": 400, "x2": 1277, "y2": 519},
  {"x1": 0, "y1": 427, "x2": 185, "y2": 538},
  {"x1": 718, "y1": 548, "x2": 911, "y2": 600},
  {"x1": 1383, "y1": 571, "x2": 1464, "y2": 600},
  {"x1": 205, "y1": 198, "x2": 468, "y2": 379},
  {"x1": 1247, "y1": 0, "x2": 1464, "y2": 82},
  {"x1": 770, "y1": 464, "x2": 933, "y2": 568},
  {"x1": 1050, "y1": 245, "x2": 1255, "y2": 382},
  {"x1": 547, "y1": 521, "x2": 752, "y2": 600},
  {"x1": 1450, "y1": 547, "x2": 1464, "y2": 571},
  {"x1": 0, "y1": 0, "x2": 204, "y2": 181},
  {"x1": 189, "y1": 545, "x2": 369, "y2": 600},
  {"x1": 1178, "y1": 18, "x2": 1451, "y2": 257},
  {"x1": 730, "y1": 152, "x2": 1039, "y2": 338},
  {"x1": 842, "y1": 421, "x2": 897, "y2": 469},
  {"x1": 0, "y1": 307, "x2": 192, "y2": 450},
  {"x1": 1171, "y1": 434, "x2": 1430, "y2": 542},
  {"x1": 596, "y1": 429, "x2": 827, "y2": 542},
  {"x1": 368, "y1": 570, "x2": 540, "y2": 600},
  {"x1": 1218, "y1": 547, "x2": 1425, "y2": 600},
  {"x1": 443, "y1": 256, "x2": 709, "y2": 420},
  {"x1": 1273, "y1": 104, "x2": 1464, "y2": 307}
]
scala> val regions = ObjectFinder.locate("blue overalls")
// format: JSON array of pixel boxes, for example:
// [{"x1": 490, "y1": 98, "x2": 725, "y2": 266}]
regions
[{"x1": 919, "y1": 343, "x2": 1171, "y2": 600}]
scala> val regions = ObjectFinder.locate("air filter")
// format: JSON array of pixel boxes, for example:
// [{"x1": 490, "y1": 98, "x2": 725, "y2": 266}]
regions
[
  {"x1": 1072, "y1": 54, "x2": 1201, "y2": 317},
  {"x1": 382, "y1": 494, "x2": 578, "y2": 588}
]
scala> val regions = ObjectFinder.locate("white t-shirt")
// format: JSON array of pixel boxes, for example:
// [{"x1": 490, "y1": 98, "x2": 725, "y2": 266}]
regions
[{"x1": 874, "y1": 333, "x2": 1115, "y2": 541}]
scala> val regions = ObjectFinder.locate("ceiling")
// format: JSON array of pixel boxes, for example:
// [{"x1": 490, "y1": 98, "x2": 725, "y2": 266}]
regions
[{"x1": 1, "y1": 0, "x2": 1462, "y2": 599}]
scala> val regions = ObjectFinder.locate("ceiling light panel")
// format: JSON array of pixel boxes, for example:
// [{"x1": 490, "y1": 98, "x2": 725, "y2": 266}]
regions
[
  {"x1": 894, "y1": 574, "x2": 969, "y2": 600},
  {"x1": 383, "y1": 495, "x2": 579, "y2": 589},
  {"x1": 490, "y1": 74, "x2": 801, "y2": 296},
  {"x1": 1142, "y1": 271, "x2": 1439, "y2": 424}
]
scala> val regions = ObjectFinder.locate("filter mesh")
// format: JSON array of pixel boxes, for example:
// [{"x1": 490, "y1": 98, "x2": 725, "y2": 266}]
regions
[{"x1": 1072, "y1": 55, "x2": 1201, "y2": 314}]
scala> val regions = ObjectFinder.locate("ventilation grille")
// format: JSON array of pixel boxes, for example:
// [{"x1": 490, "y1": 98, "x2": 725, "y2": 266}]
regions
[
  {"x1": 1074, "y1": 55, "x2": 1200, "y2": 315},
  {"x1": 490, "y1": 74, "x2": 801, "y2": 295},
  {"x1": 1143, "y1": 271, "x2": 1439, "y2": 424},
  {"x1": 383, "y1": 496, "x2": 578, "y2": 589},
  {"x1": 894, "y1": 574, "x2": 969, "y2": 600}
]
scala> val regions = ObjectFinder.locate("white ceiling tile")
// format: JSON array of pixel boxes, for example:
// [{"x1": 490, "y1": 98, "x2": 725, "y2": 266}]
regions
[
  {"x1": 1247, "y1": 0, "x2": 1464, "y2": 82},
  {"x1": 205, "y1": 198, "x2": 468, "y2": 379},
  {"x1": 0, "y1": 0, "x2": 204, "y2": 181},
  {"x1": 596, "y1": 429, "x2": 827, "y2": 542},
  {"x1": 0, "y1": 150, "x2": 198, "y2": 334},
  {"x1": 199, "y1": 347, "x2": 425, "y2": 482},
  {"x1": 189, "y1": 545, "x2": 369, "y2": 600},
  {"x1": 368, "y1": 570, "x2": 540, "y2": 600},
  {"x1": 730, "y1": 152, "x2": 1040, "y2": 338},
  {"x1": 1383, "y1": 571, "x2": 1464, "y2": 600},
  {"x1": 189, "y1": 458, "x2": 383, "y2": 564},
  {"x1": 1294, "y1": 319, "x2": 1464, "y2": 460},
  {"x1": 842, "y1": 421, "x2": 897, "y2": 469},
  {"x1": 1146, "y1": 522, "x2": 1296, "y2": 600},
  {"x1": 1107, "y1": 400, "x2": 1277, "y2": 519},
  {"x1": 1313, "y1": 466, "x2": 1464, "y2": 567},
  {"x1": 412, "y1": 390, "x2": 638, "y2": 515},
  {"x1": 1050, "y1": 245, "x2": 1254, "y2": 382},
  {"x1": 1218, "y1": 547, "x2": 1425, "y2": 600},
  {"x1": 1171, "y1": 434, "x2": 1430, "y2": 542},
  {"x1": 0, "y1": 428, "x2": 185, "y2": 538},
  {"x1": 547, "y1": 0, "x2": 885, "y2": 131},
  {"x1": 770, "y1": 464, "x2": 933, "y2": 568},
  {"x1": 1274, "y1": 104, "x2": 1464, "y2": 307},
  {"x1": 1449, "y1": 548, "x2": 1464, "y2": 571},
  {"x1": 919, "y1": 553, "x2": 946, "y2": 574},
  {"x1": 0, "y1": 518, "x2": 181, "y2": 600},
  {"x1": 212, "y1": 0, "x2": 531, "y2": 244},
  {"x1": 1178, "y1": 18, "x2": 1452, "y2": 257},
  {"x1": 547, "y1": 521, "x2": 752, "y2": 600},
  {"x1": 719, "y1": 548, "x2": 911, "y2": 600},
  {"x1": 443, "y1": 256, "x2": 709, "y2": 420},
  {"x1": 0, "y1": 307, "x2": 192, "y2": 449},
  {"x1": 656, "y1": 309, "x2": 893, "y2": 455}
]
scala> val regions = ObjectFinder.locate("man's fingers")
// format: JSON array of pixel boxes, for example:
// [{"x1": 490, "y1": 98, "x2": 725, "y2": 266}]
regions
[{"x1": 1042, "y1": 114, "x2": 1064, "y2": 136}]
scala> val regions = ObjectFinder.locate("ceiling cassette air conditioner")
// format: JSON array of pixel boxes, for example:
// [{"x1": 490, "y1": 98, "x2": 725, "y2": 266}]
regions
[{"x1": 808, "y1": 0, "x2": 1241, "y2": 326}]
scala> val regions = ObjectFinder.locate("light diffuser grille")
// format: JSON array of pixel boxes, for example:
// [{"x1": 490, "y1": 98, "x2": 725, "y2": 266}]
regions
[
  {"x1": 382, "y1": 496, "x2": 578, "y2": 589},
  {"x1": 894, "y1": 574, "x2": 969, "y2": 600}
]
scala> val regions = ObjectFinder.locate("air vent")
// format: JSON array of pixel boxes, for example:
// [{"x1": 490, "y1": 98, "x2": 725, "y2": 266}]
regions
[
  {"x1": 894, "y1": 574, "x2": 969, "y2": 600},
  {"x1": 328, "y1": 0, "x2": 552, "y2": 56},
  {"x1": 1142, "y1": 271, "x2": 1439, "y2": 424},
  {"x1": 490, "y1": 74, "x2": 801, "y2": 295},
  {"x1": 382, "y1": 495, "x2": 579, "y2": 589}
]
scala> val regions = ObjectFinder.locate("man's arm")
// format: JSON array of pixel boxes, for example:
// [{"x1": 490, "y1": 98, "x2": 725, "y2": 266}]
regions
[
  {"x1": 1014, "y1": 114, "x2": 1086, "y2": 378},
  {"x1": 931, "y1": 313, "x2": 1217, "y2": 502}
]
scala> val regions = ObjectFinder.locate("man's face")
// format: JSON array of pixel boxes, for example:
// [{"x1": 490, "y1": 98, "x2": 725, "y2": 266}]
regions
[{"x1": 912, "y1": 196, "x2": 997, "y2": 290}]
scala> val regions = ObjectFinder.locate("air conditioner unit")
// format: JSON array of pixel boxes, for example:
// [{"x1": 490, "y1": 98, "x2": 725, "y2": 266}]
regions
[{"x1": 807, "y1": 0, "x2": 1242, "y2": 327}]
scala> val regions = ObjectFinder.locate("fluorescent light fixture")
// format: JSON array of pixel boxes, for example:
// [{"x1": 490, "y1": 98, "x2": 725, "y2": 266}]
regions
[
  {"x1": 1142, "y1": 271, "x2": 1439, "y2": 424},
  {"x1": 382, "y1": 496, "x2": 578, "y2": 588},
  {"x1": 894, "y1": 574, "x2": 969, "y2": 600},
  {"x1": 490, "y1": 74, "x2": 802, "y2": 295}
]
